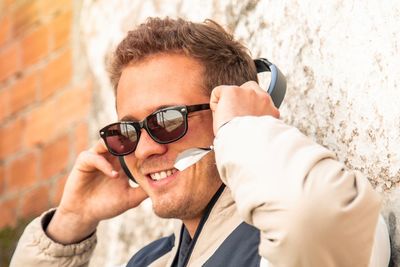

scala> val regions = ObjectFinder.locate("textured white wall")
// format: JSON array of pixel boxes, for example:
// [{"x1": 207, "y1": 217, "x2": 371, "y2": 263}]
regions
[{"x1": 80, "y1": 0, "x2": 400, "y2": 266}]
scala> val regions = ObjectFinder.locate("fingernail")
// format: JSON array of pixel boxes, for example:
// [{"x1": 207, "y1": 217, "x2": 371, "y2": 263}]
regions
[{"x1": 111, "y1": 170, "x2": 119, "y2": 177}]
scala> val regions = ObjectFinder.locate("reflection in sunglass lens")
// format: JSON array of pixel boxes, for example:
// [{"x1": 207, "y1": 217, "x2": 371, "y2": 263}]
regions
[
  {"x1": 105, "y1": 123, "x2": 138, "y2": 155},
  {"x1": 147, "y1": 109, "x2": 185, "y2": 142}
]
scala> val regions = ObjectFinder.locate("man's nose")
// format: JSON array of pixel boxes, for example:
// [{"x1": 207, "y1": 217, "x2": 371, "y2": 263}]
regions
[{"x1": 134, "y1": 129, "x2": 167, "y2": 160}]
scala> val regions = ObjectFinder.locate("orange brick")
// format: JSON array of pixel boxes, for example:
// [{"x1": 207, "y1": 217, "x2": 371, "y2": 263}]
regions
[
  {"x1": 21, "y1": 184, "x2": 50, "y2": 217},
  {"x1": 9, "y1": 73, "x2": 38, "y2": 114},
  {"x1": 24, "y1": 98, "x2": 55, "y2": 146},
  {"x1": 0, "y1": 197, "x2": 18, "y2": 228},
  {"x1": 7, "y1": 151, "x2": 38, "y2": 192},
  {"x1": 0, "y1": 14, "x2": 11, "y2": 46},
  {"x1": 25, "y1": 82, "x2": 92, "y2": 146},
  {"x1": 50, "y1": 10, "x2": 72, "y2": 50},
  {"x1": 0, "y1": 117, "x2": 25, "y2": 160},
  {"x1": 0, "y1": 88, "x2": 10, "y2": 120},
  {"x1": 55, "y1": 82, "x2": 92, "y2": 128},
  {"x1": 0, "y1": 42, "x2": 21, "y2": 82},
  {"x1": 13, "y1": 1, "x2": 40, "y2": 35},
  {"x1": 2, "y1": 0, "x2": 14, "y2": 11},
  {"x1": 12, "y1": 0, "x2": 73, "y2": 36},
  {"x1": 0, "y1": 164, "x2": 4, "y2": 195},
  {"x1": 40, "y1": 49, "x2": 72, "y2": 99},
  {"x1": 21, "y1": 23, "x2": 50, "y2": 67},
  {"x1": 74, "y1": 122, "x2": 89, "y2": 154},
  {"x1": 52, "y1": 175, "x2": 67, "y2": 205},
  {"x1": 41, "y1": 134, "x2": 69, "y2": 180}
]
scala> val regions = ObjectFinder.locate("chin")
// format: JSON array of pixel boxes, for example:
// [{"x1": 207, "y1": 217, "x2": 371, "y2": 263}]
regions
[
  {"x1": 152, "y1": 204, "x2": 180, "y2": 219},
  {"x1": 151, "y1": 197, "x2": 177, "y2": 218},
  {"x1": 153, "y1": 209, "x2": 175, "y2": 219},
  {"x1": 151, "y1": 196, "x2": 193, "y2": 219}
]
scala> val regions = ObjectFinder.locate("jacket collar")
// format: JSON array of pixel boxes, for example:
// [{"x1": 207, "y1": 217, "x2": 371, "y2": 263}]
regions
[{"x1": 167, "y1": 185, "x2": 243, "y2": 266}]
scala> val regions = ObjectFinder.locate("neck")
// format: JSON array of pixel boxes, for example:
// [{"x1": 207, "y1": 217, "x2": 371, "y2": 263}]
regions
[
  {"x1": 183, "y1": 217, "x2": 202, "y2": 238},
  {"x1": 182, "y1": 184, "x2": 226, "y2": 238}
]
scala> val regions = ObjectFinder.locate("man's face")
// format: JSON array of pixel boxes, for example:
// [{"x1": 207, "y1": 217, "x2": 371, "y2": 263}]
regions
[{"x1": 116, "y1": 53, "x2": 222, "y2": 221}]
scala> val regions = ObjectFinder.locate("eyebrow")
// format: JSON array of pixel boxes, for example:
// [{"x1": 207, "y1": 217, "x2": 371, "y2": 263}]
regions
[{"x1": 120, "y1": 104, "x2": 179, "y2": 122}]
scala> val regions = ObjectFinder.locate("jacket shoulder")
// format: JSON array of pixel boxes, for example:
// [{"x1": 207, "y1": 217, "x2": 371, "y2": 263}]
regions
[
  {"x1": 204, "y1": 222, "x2": 260, "y2": 267},
  {"x1": 127, "y1": 234, "x2": 175, "y2": 267}
]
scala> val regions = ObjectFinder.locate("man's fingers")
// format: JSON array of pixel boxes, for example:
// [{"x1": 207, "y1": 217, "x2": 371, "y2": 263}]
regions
[
  {"x1": 210, "y1": 85, "x2": 223, "y2": 111},
  {"x1": 241, "y1": 80, "x2": 280, "y2": 118},
  {"x1": 127, "y1": 186, "x2": 149, "y2": 208},
  {"x1": 240, "y1": 80, "x2": 260, "y2": 91},
  {"x1": 87, "y1": 139, "x2": 122, "y2": 174},
  {"x1": 210, "y1": 82, "x2": 264, "y2": 111},
  {"x1": 76, "y1": 151, "x2": 118, "y2": 178},
  {"x1": 210, "y1": 81, "x2": 281, "y2": 135},
  {"x1": 90, "y1": 139, "x2": 109, "y2": 154}
]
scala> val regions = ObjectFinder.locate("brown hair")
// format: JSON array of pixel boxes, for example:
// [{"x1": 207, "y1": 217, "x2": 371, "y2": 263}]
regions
[{"x1": 109, "y1": 17, "x2": 257, "y2": 94}]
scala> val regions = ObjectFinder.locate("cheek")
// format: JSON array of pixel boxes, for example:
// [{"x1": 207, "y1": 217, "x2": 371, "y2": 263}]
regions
[
  {"x1": 187, "y1": 117, "x2": 214, "y2": 144},
  {"x1": 190, "y1": 152, "x2": 222, "y2": 197},
  {"x1": 122, "y1": 156, "x2": 140, "y2": 178}
]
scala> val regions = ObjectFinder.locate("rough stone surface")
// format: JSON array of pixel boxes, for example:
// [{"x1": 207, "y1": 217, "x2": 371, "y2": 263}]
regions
[{"x1": 80, "y1": 0, "x2": 400, "y2": 266}]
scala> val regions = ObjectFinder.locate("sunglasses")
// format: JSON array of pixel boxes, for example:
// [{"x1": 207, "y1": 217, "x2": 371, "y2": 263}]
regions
[{"x1": 99, "y1": 103, "x2": 210, "y2": 156}]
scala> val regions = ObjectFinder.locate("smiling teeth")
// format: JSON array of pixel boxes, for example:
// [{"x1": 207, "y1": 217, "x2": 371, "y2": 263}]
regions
[{"x1": 150, "y1": 169, "x2": 177, "y2": 181}]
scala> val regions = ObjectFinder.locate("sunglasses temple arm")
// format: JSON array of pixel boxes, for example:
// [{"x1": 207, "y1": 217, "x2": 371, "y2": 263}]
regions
[{"x1": 118, "y1": 157, "x2": 137, "y2": 183}]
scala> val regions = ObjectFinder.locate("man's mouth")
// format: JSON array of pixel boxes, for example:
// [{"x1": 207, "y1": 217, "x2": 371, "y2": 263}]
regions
[{"x1": 149, "y1": 168, "x2": 178, "y2": 181}]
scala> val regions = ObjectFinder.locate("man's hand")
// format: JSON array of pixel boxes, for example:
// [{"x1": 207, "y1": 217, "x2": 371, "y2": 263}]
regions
[
  {"x1": 210, "y1": 81, "x2": 280, "y2": 135},
  {"x1": 46, "y1": 139, "x2": 148, "y2": 244}
]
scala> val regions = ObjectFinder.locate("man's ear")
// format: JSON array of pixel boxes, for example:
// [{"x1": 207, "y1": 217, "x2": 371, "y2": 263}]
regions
[{"x1": 119, "y1": 156, "x2": 137, "y2": 183}]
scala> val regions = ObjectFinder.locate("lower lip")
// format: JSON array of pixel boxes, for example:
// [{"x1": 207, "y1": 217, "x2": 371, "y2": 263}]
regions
[{"x1": 147, "y1": 170, "x2": 180, "y2": 188}]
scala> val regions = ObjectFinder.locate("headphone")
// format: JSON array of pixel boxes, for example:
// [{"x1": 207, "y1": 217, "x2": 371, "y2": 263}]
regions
[{"x1": 119, "y1": 58, "x2": 287, "y2": 183}]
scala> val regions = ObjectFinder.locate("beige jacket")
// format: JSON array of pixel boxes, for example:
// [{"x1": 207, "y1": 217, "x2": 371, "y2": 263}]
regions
[{"x1": 11, "y1": 116, "x2": 390, "y2": 266}]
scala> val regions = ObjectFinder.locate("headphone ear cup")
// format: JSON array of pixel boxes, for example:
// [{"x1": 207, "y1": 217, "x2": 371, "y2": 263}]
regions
[
  {"x1": 118, "y1": 156, "x2": 137, "y2": 183},
  {"x1": 254, "y1": 58, "x2": 286, "y2": 108}
]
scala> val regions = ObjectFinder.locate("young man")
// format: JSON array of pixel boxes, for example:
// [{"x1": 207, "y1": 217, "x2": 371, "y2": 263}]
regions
[{"x1": 11, "y1": 17, "x2": 390, "y2": 267}]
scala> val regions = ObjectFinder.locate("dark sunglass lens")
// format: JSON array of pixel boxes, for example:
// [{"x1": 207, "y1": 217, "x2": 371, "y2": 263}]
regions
[
  {"x1": 105, "y1": 123, "x2": 137, "y2": 155},
  {"x1": 147, "y1": 109, "x2": 185, "y2": 142}
]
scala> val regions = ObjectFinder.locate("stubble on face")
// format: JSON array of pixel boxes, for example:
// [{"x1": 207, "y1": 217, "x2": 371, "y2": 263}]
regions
[{"x1": 148, "y1": 152, "x2": 221, "y2": 221}]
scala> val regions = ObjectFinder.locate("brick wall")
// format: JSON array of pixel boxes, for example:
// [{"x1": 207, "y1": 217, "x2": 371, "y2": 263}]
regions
[{"x1": 0, "y1": 0, "x2": 92, "y2": 229}]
